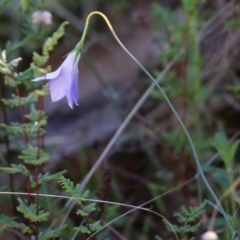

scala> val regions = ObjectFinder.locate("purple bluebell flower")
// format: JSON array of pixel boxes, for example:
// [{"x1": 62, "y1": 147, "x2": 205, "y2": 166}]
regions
[{"x1": 32, "y1": 51, "x2": 80, "y2": 108}]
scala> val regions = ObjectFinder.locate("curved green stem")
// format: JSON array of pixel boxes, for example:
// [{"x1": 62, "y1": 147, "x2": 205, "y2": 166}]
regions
[
  {"x1": 111, "y1": 31, "x2": 232, "y2": 232},
  {"x1": 76, "y1": 11, "x2": 233, "y2": 232}
]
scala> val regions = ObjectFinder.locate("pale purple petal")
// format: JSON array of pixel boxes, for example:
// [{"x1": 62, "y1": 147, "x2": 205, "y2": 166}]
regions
[
  {"x1": 32, "y1": 67, "x2": 61, "y2": 81},
  {"x1": 62, "y1": 53, "x2": 80, "y2": 108},
  {"x1": 71, "y1": 74, "x2": 79, "y2": 105},
  {"x1": 66, "y1": 54, "x2": 80, "y2": 107},
  {"x1": 48, "y1": 73, "x2": 65, "y2": 101},
  {"x1": 65, "y1": 73, "x2": 78, "y2": 108}
]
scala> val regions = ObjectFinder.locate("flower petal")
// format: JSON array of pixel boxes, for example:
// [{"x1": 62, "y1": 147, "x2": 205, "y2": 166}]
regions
[
  {"x1": 64, "y1": 53, "x2": 80, "y2": 108},
  {"x1": 65, "y1": 74, "x2": 78, "y2": 108},
  {"x1": 32, "y1": 67, "x2": 61, "y2": 81},
  {"x1": 71, "y1": 74, "x2": 79, "y2": 105},
  {"x1": 48, "y1": 72, "x2": 66, "y2": 102}
]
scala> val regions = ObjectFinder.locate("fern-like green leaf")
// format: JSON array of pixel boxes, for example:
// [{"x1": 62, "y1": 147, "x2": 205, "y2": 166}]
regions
[
  {"x1": 174, "y1": 202, "x2": 206, "y2": 224},
  {"x1": 59, "y1": 175, "x2": 79, "y2": 196},
  {"x1": 1, "y1": 121, "x2": 45, "y2": 139},
  {"x1": 19, "y1": 144, "x2": 49, "y2": 166},
  {"x1": 25, "y1": 104, "x2": 48, "y2": 122},
  {"x1": 5, "y1": 39, "x2": 27, "y2": 54},
  {"x1": 58, "y1": 175, "x2": 89, "y2": 200},
  {"x1": 163, "y1": 202, "x2": 206, "y2": 235},
  {"x1": 31, "y1": 170, "x2": 67, "y2": 188},
  {"x1": 162, "y1": 220, "x2": 181, "y2": 233},
  {"x1": 33, "y1": 21, "x2": 69, "y2": 67},
  {"x1": 2, "y1": 88, "x2": 48, "y2": 108},
  {"x1": 76, "y1": 209, "x2": 88, "y2": 217},
  {"x1": 2, "y1": 93, "x2": 37, "y2": 107},
  {"x1": 83, "y1": 203, "x2": 96, "y2": 214},
  {"x1": 38, "y1": 224, "x2": 67, "y2": 240},
  {"x1": 76, "y1": 203, "x2": 96, "y2": 216},
  {"x1": 89, "y1": 220, "x2": 102, "y2": 233},
  {"x1": 30, "y1": 62, "x2": 51, "y2": 77},
  {"x1": 0, "y1": 50, "x2": 21, "y2": 75},
  {"x1": 73, "y1": 226, "x2": 91, "y2": 234},
  {"x1": 0, "y1": 214, "x2": 32, "y2": 235},
  {"x1": 4, "y1": 68, "x2": 33, "y2": 87},
  {"x1": 17, "y1": 198, "x2": 49, "y2": 222},
  {"x1": 81, "y1": 190, "x2": 89, "y2": 201},
  {"x1": 0, "y1": 164, "x2": 29, "y2": 176}
]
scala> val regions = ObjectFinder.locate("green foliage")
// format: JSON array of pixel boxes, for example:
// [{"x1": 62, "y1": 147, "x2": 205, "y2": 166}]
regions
[
  {"x1": 212, "y1": 132, "x2": 240, "y2": 170},
  {"x1": 174, "y1": 203, "x2": 206, "y2": 224},
  {"x1": 20, "y1": 0, "x2": 40, "y2": 11},
  {"x1": 20, "y1": 0, "x2": 29, "y2": 11},
  {"x1": 1, "y1": 122, "x2": 45, "y2": 139},
  {"x1": 162, "y1": 128, "x2": 186, "y2": 154},
  {"x1": 0, "y1": 214, "x2": 32, "y2": 235},
  {"x1": 162, "y1": 202, "x2": 206, "y2": 239},
  {"x1": 225, "y1": 19, "x2": 240, "y2": 29},
  {"x1": 76, "y1": 203, "x2": 96, "y2": 217},
  {"x1": 59, "y1": 175, "x2": 82, "y2": 197},
  {"x1": 202, "y1": 165, "x2": 230, "y2": 189},
  {"x1": 19, "y1": 144, "x2": 49, "y2": 166},
  {"x1": 0, "y1": 0, "x2": 11, "y2": 11},
  {"x1": 31, "y1": 170, "x2": 67, "y2": 188},
  {"x1": 151, "y1": 72, "x2": 185, "y2": 99},
  {"x1": 4, "y1": 68, "x2": 33, "y2": 87},
  {"x1": 0, "y1": 50, "x2": 22, "y2": 75},
  {"x1": 59, "y1": 175, "x2": 102, "y2": 235},
  {"x1": 0, "y1": 164, "x2": 29, "y2": 176},
  {"x1": 17, "y1": 198, "x2": 49, "y2": 222},
  {"x1": 152, "y1": 0, "x2": 203, "y2": 102},
  {"x1": 32, "y1": 21, "x2": 69, "y2": 68},
  {"x1": 74, "y1": 221, "x2": 102, "y2": 235},
  {"x1": 0, "y1": 2, "x2": 76, "y2": 238},
  {"x1": 25, "y1": 104, "x2": 48, "y2": 122},
  {"x1": 1, "y1": 103, "x2": 47, "y2": 141},
  {"x1": 2, "y1": 93, "x2": 36, "y2": 107},
  {"x1": 181, "y1": 0, "x2": 204, "y2": 13},
  {"x1": 152, "y1": 4, "x2": 183, "y2": 64},
  {"x1": 37, "y1": 224, "x2": 67, "y2": 240}
]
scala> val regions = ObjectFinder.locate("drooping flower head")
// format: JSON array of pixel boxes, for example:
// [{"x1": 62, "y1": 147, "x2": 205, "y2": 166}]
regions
[{"x1": 32, "y1": 51, "x2": 80, "y2": 108}]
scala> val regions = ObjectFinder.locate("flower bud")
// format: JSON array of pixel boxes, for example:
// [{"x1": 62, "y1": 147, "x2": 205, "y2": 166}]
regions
[
  {"x1": 201, "y1": 231, "x2": 219, "y2": 240},
  {"x1": 31, "y1": 11, "x2": 52, "y2": 25}
]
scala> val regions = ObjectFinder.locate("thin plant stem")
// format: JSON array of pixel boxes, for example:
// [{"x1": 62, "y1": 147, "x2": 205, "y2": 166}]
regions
[
  {"x1": 14, "y1": 86, "x2": 31, "y2": 202},
  {"x1": 77, "y1": 11, "x2": 233, "y2": 232},
  {"x1": 34, "y1": 96, "x2": 44, "y2": 240},
  {"x1": 0, "y1": 191, "x2": 173, "y2": 219},
  {"x1": 14, "y1": 85, "x2": 31, "y2": 240},
  {"x1": 0, "y1": 80, "x2": 17, "y2": 216},
  {"x1": 14, "y1": 86, "x2": 29, "y2": 144},
  {"x1": 112, "y1": 30, "x2": 233, "y2": 232},
  {"x1": 35, "y1": 164, "x2": 39, "y2": 240}
]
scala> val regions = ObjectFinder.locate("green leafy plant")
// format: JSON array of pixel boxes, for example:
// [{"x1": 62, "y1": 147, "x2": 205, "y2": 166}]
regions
[
  {"x1": 156, "y1": 202, "x2": 206, "y2": 240},
  {"x1": 0, "y1": 2, "x2": 70, "y2": 239},
  {"x1": 59, "y1": 175, "x2": 102, "y2": 237}
]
